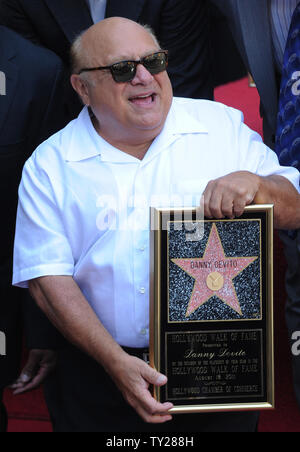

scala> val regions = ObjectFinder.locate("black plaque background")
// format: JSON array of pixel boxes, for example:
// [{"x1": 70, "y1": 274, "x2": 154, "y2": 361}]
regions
[
  {"x1": 157, "y1": 209, "x2": 271, "y2": 408},
  {"x1": 165, "y1": 329, "x2": 264, "y2": 403}
]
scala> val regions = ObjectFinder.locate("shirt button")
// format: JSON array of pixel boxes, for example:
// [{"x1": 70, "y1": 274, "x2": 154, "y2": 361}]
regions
[
  {"x1": 139, "y1": 246, "x2": 145, "y2": 252},
  {"x1": 139, "y1": 287, "x2": 146, "y2": 294},
  {"x1": 141, "y1": 328, "x2": 147, "y2": 336}
]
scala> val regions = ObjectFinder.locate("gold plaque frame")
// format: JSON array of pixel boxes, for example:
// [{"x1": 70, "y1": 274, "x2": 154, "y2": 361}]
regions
[{"x1": 150, "y1": 205, "x2": 274, "y2": 414}]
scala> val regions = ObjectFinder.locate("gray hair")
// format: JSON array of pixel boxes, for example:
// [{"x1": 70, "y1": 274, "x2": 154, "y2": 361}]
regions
[{"x1": 70, "y1": 29, "x2": 89, "y2": 75}]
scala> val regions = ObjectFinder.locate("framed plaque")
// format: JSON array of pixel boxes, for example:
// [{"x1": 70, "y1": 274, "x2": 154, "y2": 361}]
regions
[{"x1": 150, "y1": 205, "x2": 274, "y2": 414}]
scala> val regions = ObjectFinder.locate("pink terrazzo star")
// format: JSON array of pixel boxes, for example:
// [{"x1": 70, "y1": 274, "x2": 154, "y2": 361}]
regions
[{"x1": 172, "y1": 223, "x2": 258, "y2": 317}]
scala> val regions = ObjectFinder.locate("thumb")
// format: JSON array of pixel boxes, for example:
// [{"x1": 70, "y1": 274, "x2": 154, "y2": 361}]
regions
[{"x1": 143, "y1": 365, "x2": 168, "y2": 387}]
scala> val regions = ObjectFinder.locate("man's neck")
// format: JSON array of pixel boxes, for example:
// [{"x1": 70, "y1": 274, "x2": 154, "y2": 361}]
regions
[
  {"x1": 103, "y1": 137, "x2": 153, "y2": 161},
  {"x1": 91, "y1": 114, "x2": 157, "y2": 161}
]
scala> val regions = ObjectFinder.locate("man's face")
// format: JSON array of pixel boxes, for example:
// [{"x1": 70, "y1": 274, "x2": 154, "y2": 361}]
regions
[{"x1": 79, "y1": 22, "x2": 173, "y2": 146}]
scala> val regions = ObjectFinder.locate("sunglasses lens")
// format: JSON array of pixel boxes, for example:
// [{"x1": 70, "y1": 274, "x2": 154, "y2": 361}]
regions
[
  {"x1": 143, "y1": 52, "x2": 168, "y2": 74},
  {"x1": 110, "y1": 52, "x2": 168, "y2": 82},
  {"x1": 111, "y1": 61, "x2": 136, "y2": 82}
]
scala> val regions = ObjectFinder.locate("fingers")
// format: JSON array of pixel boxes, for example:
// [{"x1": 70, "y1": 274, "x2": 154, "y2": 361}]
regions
[
  {"x1": 20, "y1": 351, "x2": 41, "y2": 380},
  {"x1": 203, "y1": 180, "x2": 226, "y2": 218},
  {"x1": 133, "y1": 389, "x2": 173, "y2": 424},
  {"x1": 115, "y1": 356, "x2": 174, "y2": 424},
  {"x1": 133, "y1": 394, "x2": 173, "y2": 424},
  {"x1": 202, "y1": 173, "x2": 258, "y2": 219},
  {"x1": 9, "y1": 374, "x2": 31, "y2": 393},
  {"x1": 9, "y1": 350, "x2": 41, "y2": 393},
  {"x1": 9, "y1": 350, "x2": 57, "y2": 395},
  {"x1": 11, "y1": 366, "x2": 50, "y2": 395},
  {"x1": 133, "y1": 362, "x2": 174, "y2": 423},
  {"x1": 136, "y1": 406, "x2": 173, "y2": 424}
]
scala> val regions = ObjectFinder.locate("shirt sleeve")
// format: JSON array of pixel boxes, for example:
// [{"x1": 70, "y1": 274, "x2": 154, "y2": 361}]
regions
[
  {"x1": 229, "y1": 106, "x2": 300, "y2": 192},
  {"x1": 13, "y1": 156, "x2": 74, "y2": 288}
]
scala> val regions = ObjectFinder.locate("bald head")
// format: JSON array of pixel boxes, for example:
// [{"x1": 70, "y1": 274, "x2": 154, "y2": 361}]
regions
[
  {"x1": 71, "y1": 17, "x2": 160, "y2": 75},
  {"x1": 70, "y1": 16, "x2": 173, "y2": 156}
]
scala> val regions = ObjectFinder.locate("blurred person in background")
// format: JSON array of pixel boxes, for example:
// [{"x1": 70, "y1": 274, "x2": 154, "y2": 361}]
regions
[
  {"x1": 211, "y1": 0, "x2": 298, "y2": 149},
  {"x1": 212, "y1": 0, "x2": 300, "y2": 410},
  {"x1": 0, "y1": 0, "x2": 216, "y2": 118},
  {"x1": 0, "y1": 26, "x2": 69, "y2": 432}
]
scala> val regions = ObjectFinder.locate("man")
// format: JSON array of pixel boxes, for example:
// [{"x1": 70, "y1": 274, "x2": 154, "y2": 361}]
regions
[
  {"x1": 211, "y1": 0, "x2": 298, "y2": 149},
  {"x1": 275, "y1": 3, "x2": 300, "y2": 409},
  {"x1": 0, "y1": 26, "x2": 69, "y2": 431},
  {"x1": 0, "y1": 0, "x2": 215, "y2": 117},
  {"x1": 12, "y1": 18, "x2": 300, "y2": 432},
  {"x1": 211, "y1": 0, "x2": 300, "y2": 410}
]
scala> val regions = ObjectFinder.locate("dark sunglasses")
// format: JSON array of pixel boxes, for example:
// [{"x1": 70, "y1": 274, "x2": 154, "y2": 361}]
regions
[{"x1": 78, "y1": 50, "x2": 168, "y2": 83}]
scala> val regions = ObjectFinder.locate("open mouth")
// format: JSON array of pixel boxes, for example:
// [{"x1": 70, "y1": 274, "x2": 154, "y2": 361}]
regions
[{"x1": 129, "y1": 93, "x2": 157, "y2": 106}]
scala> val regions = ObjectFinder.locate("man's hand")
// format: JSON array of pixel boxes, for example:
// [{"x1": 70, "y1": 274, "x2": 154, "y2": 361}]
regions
[
  {"x1": 29, "y1": 276, "x2": 173, "y2": 424},
  {"x1": 10, "y1": 349, "x2": 57, "y2": 395},
  {"x1": 202, "y1": 171, "x2": 261, "y2": 219},
  {"x1": 110, "y1": 352, "x2": 173, "y2": 424}
]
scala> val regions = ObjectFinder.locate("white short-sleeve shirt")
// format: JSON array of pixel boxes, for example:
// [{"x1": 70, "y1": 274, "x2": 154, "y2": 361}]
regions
[{"x1": 13, "y1": 98, "x2": 300, "y2": 347}]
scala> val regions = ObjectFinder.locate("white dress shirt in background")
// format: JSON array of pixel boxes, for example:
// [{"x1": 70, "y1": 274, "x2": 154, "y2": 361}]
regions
[
  {"x1": 12, "y1": 98, "x2": 300, "y2": 348},
  {"x1": 86, "y1": 0, "x2": 107, "y2": 23}
]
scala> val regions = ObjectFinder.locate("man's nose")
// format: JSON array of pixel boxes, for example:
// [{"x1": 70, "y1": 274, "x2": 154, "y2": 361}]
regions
[{"x1": 131, "y1": 63, "x2": 154, "y2": 84}]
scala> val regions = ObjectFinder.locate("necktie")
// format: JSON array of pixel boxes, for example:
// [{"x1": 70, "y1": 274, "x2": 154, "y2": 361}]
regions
[{"x1": 275, "y1": 2, "x2": 300, "y2": 172}]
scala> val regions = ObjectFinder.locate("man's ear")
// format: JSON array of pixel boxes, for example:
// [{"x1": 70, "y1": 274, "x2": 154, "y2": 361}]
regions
[{"x1": 70, "y1": 74, "x2": 91, "y2": 106}]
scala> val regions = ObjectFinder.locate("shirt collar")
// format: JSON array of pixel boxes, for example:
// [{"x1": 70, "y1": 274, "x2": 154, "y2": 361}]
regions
[
  {"x1": 167, "y1": 98, "x2": 208, "y2": 136},
  {"x1": 65, "y1": 99, "x2": 208, "y2": 163},
  {"x1": 65, "y1": 107, "x2": 104, "y2": 162}
]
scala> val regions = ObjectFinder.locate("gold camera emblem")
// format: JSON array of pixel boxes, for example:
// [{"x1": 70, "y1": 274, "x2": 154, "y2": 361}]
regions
[{"x1": 206, "y1": 272, "x2": 224, "y2": 292}]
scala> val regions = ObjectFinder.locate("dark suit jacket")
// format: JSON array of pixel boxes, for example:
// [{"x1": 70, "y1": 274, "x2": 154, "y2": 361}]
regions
[
  {"x1": 211, "y1": 0, "x2": 279, "y2": 148},
  {"x1": 0, "y1": 0, "x2": 214, "y2": 110},
  {"x1": 0, "y1": 26, "x2": 69, "y2": 387}
]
